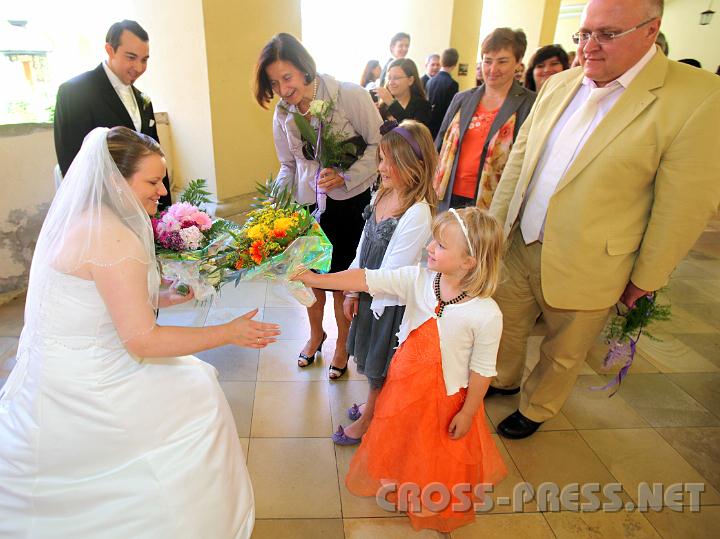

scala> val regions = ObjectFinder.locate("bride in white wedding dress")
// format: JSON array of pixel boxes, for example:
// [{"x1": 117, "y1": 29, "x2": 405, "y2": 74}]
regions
[{"x1": 0, "y1": 127, "x2": 280, "y2": 538}]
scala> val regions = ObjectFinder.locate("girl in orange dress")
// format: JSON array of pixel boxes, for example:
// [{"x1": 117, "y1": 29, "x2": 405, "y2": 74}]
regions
[{"x1": 294, "y1": 207, "x2": 508, "y2": 533}]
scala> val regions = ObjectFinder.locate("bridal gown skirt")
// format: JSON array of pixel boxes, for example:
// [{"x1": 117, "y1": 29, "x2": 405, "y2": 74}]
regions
[{"x1": 0, "y1": 272, "x2": 254, "y2": 538}]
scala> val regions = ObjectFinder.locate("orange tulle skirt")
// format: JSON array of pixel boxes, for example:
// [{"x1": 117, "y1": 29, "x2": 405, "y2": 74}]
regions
[{"x1": 346, "y1": 318, "x2": 507, "y2": 533}]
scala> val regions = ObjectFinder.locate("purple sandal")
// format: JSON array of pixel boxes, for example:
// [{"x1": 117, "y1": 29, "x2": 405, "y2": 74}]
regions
[
  {"x1": 332, "y1": 425, "x2": 362, "y2": 446},
  {"x1": 347, "y1": 403, "x2": 364, "y2": 421}
]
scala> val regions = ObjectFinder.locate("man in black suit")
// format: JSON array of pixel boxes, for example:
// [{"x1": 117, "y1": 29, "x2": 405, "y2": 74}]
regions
[
  {"x1": 426, "y1": 48, "x2": 459, "y2": 139},
  {"x1": 54, "y1": 20, "x2": 171, "y2": 207}
]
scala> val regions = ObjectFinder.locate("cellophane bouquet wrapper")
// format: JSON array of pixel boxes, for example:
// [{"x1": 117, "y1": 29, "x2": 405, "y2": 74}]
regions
[
  {"x1": 157, "y1": 233, "x2": 236, "y2": 301},
  {"x1": 230, "y1": 220, "x2": 332, "y2": 306}
]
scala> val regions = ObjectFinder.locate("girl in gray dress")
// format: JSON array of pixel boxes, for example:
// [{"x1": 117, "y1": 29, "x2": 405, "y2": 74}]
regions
[{"x1": 333, "y1": 120, "x2": 438, "y2": 445}]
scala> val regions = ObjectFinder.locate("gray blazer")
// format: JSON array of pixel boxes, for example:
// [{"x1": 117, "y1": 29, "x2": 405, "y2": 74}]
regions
[{"x1": 435, "y1": 81, "x2": 536, "y2": 211}]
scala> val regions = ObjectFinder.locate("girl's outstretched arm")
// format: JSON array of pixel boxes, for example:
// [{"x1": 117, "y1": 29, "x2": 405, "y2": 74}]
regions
[
  {"x1": 448, "y1": 372, "x2": 491, "y2": 440},
  {"x1": 293, "y1": 267, "x2": 369, "y2": 293}
]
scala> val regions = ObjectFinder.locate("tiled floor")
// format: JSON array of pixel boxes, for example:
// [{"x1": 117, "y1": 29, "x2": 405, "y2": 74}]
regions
[{"x1": 0, "y1": 219, "x2": 718, "y2": 538}]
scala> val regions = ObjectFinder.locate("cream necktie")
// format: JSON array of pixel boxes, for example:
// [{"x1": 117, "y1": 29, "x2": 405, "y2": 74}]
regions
[
  {"x1": 119, "y1": 86, "x2": 141, "y2": 132},
  {"x1": 521, "y1": 84, "x2": 618, "y2": 244}
]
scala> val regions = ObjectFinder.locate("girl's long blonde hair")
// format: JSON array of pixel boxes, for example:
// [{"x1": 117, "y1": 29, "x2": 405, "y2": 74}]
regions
[
  {"x1": 431, "y1": 207, "x2": 504, "y2": 298},
  {"x1": 375, "y1": 120, "x2": 438, "y2": 217}
]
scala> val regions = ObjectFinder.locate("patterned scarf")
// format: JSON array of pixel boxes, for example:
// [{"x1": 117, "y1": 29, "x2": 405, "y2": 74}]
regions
[{"x1": 434, "y1": 111, "x2": 517, "y2": 209}]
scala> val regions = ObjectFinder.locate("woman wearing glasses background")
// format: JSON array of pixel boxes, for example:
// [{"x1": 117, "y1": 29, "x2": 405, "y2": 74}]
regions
[{"x1": 374, "y1": 58, "x2": 432, "y2": 131}]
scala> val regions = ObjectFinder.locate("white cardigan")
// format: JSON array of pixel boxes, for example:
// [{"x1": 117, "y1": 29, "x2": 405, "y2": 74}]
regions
[
  {"x1": 348, "y1": 200, "x2": 432, "y2": 317},
  {"x1": 365, "y1": 266, "x2": 503, "y2": 396}
]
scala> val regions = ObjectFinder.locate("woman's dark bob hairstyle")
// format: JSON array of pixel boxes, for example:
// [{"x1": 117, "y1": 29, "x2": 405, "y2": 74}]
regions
[
  {"x1": 524, "y1": 44, "x2": 570, "y2": 91},
  {"x1": 255, "y1": 33, "x2": 316, "y2": 108}
]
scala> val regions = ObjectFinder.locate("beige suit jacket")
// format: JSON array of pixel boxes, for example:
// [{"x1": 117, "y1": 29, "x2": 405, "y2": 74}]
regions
[{"x1": 490, "y1": 51, "x2": 720, "y2": 310}]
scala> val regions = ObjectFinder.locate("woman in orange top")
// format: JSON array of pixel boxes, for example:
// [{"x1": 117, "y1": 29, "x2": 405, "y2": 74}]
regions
[{"x1": 434, "y1": 28, "x2": 536, "y2": 211}]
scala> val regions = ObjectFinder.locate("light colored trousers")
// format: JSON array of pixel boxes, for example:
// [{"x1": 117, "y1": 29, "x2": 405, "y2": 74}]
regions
[{"x1": 493, "y1": 230, "x2": 610, "y2": 422}]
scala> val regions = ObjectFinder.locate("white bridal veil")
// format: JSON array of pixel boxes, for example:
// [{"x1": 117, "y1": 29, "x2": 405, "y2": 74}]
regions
[{"x1": 0, "y1": 127, "x2": 160, "y2": 404}]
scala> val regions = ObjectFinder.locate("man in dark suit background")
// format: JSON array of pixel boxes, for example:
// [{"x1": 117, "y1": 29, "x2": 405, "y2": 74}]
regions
[
  {"x1": 426, "y1": 48, "x2": 459, "y2": 139},
  {"x1": 54, "y1": 19, "x2": 171, "y2": 208},
  {"x1": 420, "y1": 53, "x2": 440, "y2": 89}
]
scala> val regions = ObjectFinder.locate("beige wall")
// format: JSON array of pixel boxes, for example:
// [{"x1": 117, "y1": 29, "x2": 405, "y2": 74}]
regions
[
  {"x1": 0, "y1": 125, "x2": 56, "y2": 298},
  {"x1": 662, "y1": 0, "x2": 720, "y2": 71},
  {"x1": 202, "y1": 0, "x2": 301, "y2": 202},
  {"x1": 479, "y1": 0, "x2": 562, "y2": 65},
  {"x1": 125, "y1": 0, "x2": 216, "y2": 197},
  {"x1": 450, "y1": 0, "x2": 484, "y2": 91},
  {"x1": 554, "y1": 2, "x2": 585, "y2": 53}
]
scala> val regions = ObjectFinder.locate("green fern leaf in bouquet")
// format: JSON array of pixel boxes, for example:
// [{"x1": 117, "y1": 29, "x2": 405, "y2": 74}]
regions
[
  {"x1": 180, "y1": 179, "x2": 214, "y2": 207},
  {"x1": 251, "y1": 174, "x2": 298, "y2": 211},
  {"x1": 207, "y1": 218, "x2": 241, "y2": 238}
]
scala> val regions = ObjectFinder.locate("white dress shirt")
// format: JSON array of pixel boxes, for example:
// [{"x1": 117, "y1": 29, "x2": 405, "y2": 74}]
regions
[
  {"x1": 102, "y1": 61, "x2": 142, "y2": 131},
  {"x1": 520, "y1": 45, "x2": 658, "y2": 241}
]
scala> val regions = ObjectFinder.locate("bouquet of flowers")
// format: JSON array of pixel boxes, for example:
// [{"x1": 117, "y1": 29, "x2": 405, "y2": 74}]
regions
[
  {"x1": 288, "y1": 98, "x2": 366, "y2": 217},
  {"x1": 593, "y1": 292, "x2": 671, "y2": 396},
  {"x1": 152, "y1": 179, "x2": 239, "y2": 300},
  {"x1": 225, "y1": 177, "x2": 333, "y2": 306}
]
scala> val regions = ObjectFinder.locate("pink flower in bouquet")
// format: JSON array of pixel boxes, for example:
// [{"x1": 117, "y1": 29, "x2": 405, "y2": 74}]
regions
[
  {"x1": 159, "y1": 230, "x2": 185, "y2": 250},
  {"x1": 179, "y1": 226, "x2": 204, "y2": 250},
  {"x1": 155, "y1": 212, "x2": 181, "y2": 236},
  {"x1": 153, "y1": 198, "x2": 215, "y2": 251},
  {"x1": 190, "y1": 210, "x2": 212, "y2": 231},
  {"x1": 167, "y1": 202, "x2": 199, "y2": 222}
]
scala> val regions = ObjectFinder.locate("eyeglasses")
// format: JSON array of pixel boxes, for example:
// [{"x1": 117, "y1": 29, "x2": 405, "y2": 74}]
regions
[{"x1": 572, "y1": 18, "x2": 656, "y2": 45}]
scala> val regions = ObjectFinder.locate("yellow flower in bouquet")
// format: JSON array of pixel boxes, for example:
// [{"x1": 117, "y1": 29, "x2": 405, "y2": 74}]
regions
[
  {"x1": 273, "y1": 217, "x2": 295, "y2": 233},
  {"x1": 220, "y1": 176, "x2": 333, "y2": 307},
  {"x1": 247, "y1": 223, "x2": 268, "y2": 241},
  {"x1": 232, "y1": 205, "x2": 314, "y2": 270}
]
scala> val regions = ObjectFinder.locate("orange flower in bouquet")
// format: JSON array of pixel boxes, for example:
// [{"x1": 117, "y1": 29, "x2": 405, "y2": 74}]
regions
[{"x1": 223, "y1": 177, "x2": 332, "y2": 306}]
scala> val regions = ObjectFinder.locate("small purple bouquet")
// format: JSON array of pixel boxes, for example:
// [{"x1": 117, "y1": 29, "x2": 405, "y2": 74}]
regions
[{"x1": 594, "y1": 292, "x2": 671, "y2": 396}]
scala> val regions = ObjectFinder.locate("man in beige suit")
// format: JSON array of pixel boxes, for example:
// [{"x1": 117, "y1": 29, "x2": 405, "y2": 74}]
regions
[{"x1": 488, "y1": 0, "x2": 720, "y2": 439}]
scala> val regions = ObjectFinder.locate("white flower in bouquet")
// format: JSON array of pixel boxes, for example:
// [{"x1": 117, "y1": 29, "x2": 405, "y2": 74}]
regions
[
  {"x1": 179, "y1": 226, "x2": 205, "y2": 250},
  {"x1": 309, "y1": 99, "x2": 331, "y2": 119}
]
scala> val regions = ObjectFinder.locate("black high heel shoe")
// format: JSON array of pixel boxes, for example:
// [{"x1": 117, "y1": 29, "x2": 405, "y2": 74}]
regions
[{"x1": 297, "y1": 332, "x2": 327, "y2": 368}]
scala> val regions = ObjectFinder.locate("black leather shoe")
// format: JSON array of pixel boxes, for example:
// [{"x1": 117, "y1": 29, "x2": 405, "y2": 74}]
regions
[
  {"x1": 485, "y1": 385, "x2": 520, "y2": 398},
  {"x1": 497, "y1": 410, "x2": 543, "y2": 439}
]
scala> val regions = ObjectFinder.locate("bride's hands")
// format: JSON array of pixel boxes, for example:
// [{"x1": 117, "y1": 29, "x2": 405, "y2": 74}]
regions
[
  {"x1": 225, "y1": 308, "x2": 281, "y2": 348},
  {"x1": 158, "y1": 283, "x2": 195, "y2": 308}
]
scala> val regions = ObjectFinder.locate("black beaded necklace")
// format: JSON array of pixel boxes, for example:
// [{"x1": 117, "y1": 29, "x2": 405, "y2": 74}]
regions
[{"x1": 433, "y1": 273, "x2": 467, "y2": 318}]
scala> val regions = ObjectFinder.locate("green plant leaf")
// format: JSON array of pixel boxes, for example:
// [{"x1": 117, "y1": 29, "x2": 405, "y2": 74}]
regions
[
  {"x1": 179, "y1": 179, "x2": 214, "y2": 207},
  {"x1": 292, "y1": 112, "x2": 318, "y2": 150}
]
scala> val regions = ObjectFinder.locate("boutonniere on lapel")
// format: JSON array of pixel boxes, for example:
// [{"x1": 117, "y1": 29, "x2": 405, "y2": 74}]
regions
[{"x1": 138, "y1": 91, "x2": 152, "y2": 111}]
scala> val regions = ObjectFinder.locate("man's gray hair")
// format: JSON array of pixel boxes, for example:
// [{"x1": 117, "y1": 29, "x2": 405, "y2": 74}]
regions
[{"x1": 426, "y1": 53, "x2": 440, "y2": 63}]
